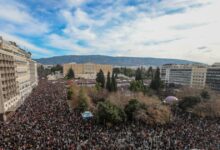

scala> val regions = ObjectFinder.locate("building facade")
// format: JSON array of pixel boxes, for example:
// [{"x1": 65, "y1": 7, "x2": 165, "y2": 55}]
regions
[
  {"x1": 191, "y1": 67, "x2": 207, "y2": 88},
  {"x1": 161, "y1": 64, "x2": 207, "y2": 89},
  {"x1": 206, "y1": 63, "x2": 220, "y2": 91},
  {"x1": 0, "y1": 37, "x2": 38, "y2": 121},
  {"x1": 63, "y1": 63, "x2": 113, "y2": 79},
  {"x1": 47, "y1": 71, "x2": 63, "y2": 81}
]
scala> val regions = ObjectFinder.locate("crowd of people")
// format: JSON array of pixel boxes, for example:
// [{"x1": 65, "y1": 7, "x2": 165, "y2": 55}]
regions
[{"x1": 0, "y1": 79, "x2": 219, "y2": 150}]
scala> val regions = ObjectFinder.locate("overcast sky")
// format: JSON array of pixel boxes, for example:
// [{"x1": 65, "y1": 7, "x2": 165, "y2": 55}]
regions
[{"x1": 0, "y1": 0, "x2": 219, "y2": 64}]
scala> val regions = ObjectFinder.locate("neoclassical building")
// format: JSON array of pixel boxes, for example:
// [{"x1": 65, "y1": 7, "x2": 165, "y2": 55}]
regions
[{"x1": 63, "y1": 63, "x2": 113, "y2": 79}]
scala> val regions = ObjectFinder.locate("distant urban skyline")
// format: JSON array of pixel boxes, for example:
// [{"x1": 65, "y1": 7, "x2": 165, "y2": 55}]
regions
[{"x1": 0, "y1": 0, "x2": 219, "y2": 64}]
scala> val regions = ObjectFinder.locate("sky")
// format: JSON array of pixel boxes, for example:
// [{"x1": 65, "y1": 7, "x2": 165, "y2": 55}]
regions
[{"x1": 0, "y1": 0, "x2": 219, "y2": 64}]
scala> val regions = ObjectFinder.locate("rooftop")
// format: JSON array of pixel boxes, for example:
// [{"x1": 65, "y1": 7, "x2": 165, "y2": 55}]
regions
[{"x1": 212, "y1": 63, "x2": 220, "y2": 68}]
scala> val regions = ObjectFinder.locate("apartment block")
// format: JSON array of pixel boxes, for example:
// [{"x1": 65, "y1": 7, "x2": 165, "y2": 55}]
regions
[
  {"x1": 191, "y1": 67, "x2": 207, "y2": 88},
  {"x1": 0, "y1": 37, "x2": 38, "y2": 121},
  {"x1": 206, "y1": 63, "x2": 220, "y2": 91},
  {"x1": 161, "y1": 64, "x2": 207, "y2": 89},
  {"x1": 160, "y1": 64, "x2": 172, "y2": 84},
  {"x1": 63, "y1": 63, "x2": 113, "y2": 79}
]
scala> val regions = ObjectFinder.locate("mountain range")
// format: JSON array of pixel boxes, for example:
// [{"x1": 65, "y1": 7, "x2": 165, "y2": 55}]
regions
[{"x1": 35, "y1": 55, "x2": 199, "y2": 67}]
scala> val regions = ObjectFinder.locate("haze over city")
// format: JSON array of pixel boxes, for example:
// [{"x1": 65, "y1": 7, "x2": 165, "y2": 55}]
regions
[{"x1": 0, "y1": 0, "x2": 220, "y2": 64}]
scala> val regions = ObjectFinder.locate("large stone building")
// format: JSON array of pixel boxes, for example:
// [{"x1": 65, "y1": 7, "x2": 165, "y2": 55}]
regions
[
  {"x1": 161, "y1": 64, "x2": 207, "y2": 89},
  {"x1": 0, "y1": 37, "x2": 38, "y2": 121},
  {"x1": 206, "y1": 63, "x2": 220, "y2": 91},
  {"x1": 63, "y1": 63, "x2": 113, "y2": 79}
]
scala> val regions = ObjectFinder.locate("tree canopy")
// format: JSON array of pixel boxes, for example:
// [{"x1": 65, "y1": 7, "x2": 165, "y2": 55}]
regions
[
  {"x1": 77, "y1": 88, "x2": 88, "y2": 112},
  {"x1": 129, "y1": 80, "x2": 146, "y2": 92},
  {"x1": 178, "y1": 96, "x2": 201, "y2": 111},
  {"x1": 147, "y1": 66, "x2": 153, "y2": 79},
  {"x1": 111, "y1": 72, "x2": 117, "y2": 92},
  {"x1": 51, "y1": 64, "x2": 63, "y2": 74},
  {"x1": 106, "y1": 72, "x2": 112, "y2": 91},
  {"x1": 150, "y1": 67, "x2": 162, "y2": 91},
  {"x1": 96, "y1": 69, "x2": 105, "y2": 88},
  {"x1": 66, "y1": 68, "x2": 75, "y2": 79},
  {"x1": 125, "y1": 99, "x2": 143, "y2": 121},
  {"x1": 97, "y1": 101, "x2": 126, "y2": 124},
  {"x1": 200, "y1": 90, "x2": 210, "y2": 100},
  {"x1": 135, "y1": 68, "x2": 143, "y2": 81}
]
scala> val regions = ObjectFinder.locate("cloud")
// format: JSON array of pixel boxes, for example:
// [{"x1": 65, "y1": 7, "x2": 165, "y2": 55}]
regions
[
  {"x1": 96, "y1": 0, "x2": 220, "y2": 64},
  {"x1": 0, "y1": 0, "x2": 220, "y2": 63},
  {"x1": 0, "y1": 0, "x2": 49, "y2": 35},
  {"x1": 143, "y1": 38, "x2": 183, "y2": 46},
  {"x1": 41, "y1": 0, "x2": 218, "y2": 64},
  {"x1": 0, "y1": 32, "x2": 53, "y2": 55},
  {"x1": 60, "y1": 9, "x2": 97, "y2": 41},
  {"x1": 47, "y1": 34, "x2": 91, "y2": 54},
  {"x1": 66, "y1": 0, "x2": 87, "y2": 8},
  {"x1": 172, "y1": 23, "x2": 209, "y2": 30}
]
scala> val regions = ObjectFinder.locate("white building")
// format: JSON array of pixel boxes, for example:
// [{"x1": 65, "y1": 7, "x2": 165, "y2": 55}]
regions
[
  {"x1": 47, "y1": 71, "x2": 63, "y2": 81},
  {"x1": 206, "y1": 63, "x2": 220, "y2": 91},
  {"x1": 161, "y1": 64, "x2": 207, "y2": 89},
  {"x1": 0, "y1": 37, "x2": 38, "y2": 121}
]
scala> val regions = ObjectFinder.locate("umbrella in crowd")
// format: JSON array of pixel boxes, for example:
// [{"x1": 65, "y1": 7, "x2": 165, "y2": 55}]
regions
[
  {"x1": 82, "y1": 111, "x2": 93, "y2": 120},
  {"x1": 164, "y1": 96, "x2": 179, "y2": 104}
]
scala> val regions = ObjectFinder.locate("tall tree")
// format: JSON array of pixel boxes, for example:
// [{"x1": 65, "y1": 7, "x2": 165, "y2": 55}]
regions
[
  {"x1": 147, "y1": 66, "x2": 153, "y2": 79},
  {"x1": 111, "y1": 72, "x2": 117, "y2": 92},
  {"x1": 37, "y1": 65, "x2": 51, "y2": 78},
  {"x1": 113, "y1": 68, "x2": 120, "y2": 75},
  {"x1": 200, "y1": 90, "x2": 210, "y2": 100},
  {"x1": 135, "y1": 67, "x2": 143, "y2": 81},
  {"x1": 150, "y1": 67, "x2": 162, "y2": 91},
  {"x1": 106, "y1": 72, "x2": 112, "y2": 92},
  {"x1": 129, "y1": 80, "x2": 146, "y2": 92},
  {"x1": 96, "y1": 69, "x2": 105, "y2": 88},
  {"x1": 66, "y1": 68, "x2": 75, "y2": 79},
  {"x1": 51, "y1": 64, "x2": 63, "y2": 74}
]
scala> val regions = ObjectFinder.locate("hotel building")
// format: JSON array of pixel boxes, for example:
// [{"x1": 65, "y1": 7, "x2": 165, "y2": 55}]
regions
[
  {"x1": 63, "y1": 63, "x2": 113, "y2": 79},
  {"x1": 206, "y1": 63, "x2": 220, "y2": 91},
  {"x1": 161, "y1": 64, "x2": 207, "y2": 89},
  {"x1": 0, "y1": 37, "x2": 38, "y2": 121}
]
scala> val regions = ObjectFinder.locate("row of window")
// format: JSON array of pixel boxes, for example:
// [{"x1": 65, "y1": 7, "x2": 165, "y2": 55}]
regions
[
  {"x1": 1, "y1": 73, "x2": 15, "y2": 78},
  {"x1": 0, "y1": 53, "x2": 13, "y2": 60},
  {"x1": 2, "y1": 79, "x2": 16, "y2": 85},
  {"x1": 3, "y1": 89, "x2": 17, "y2": 100},
  {"x1": 4, "y1": 96, "x2": 18, "y2": 111}
]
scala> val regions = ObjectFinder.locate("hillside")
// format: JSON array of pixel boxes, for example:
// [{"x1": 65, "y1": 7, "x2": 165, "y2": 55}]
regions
[{"x1": 35, "y1": 55, "x2": 199, "y2": 66}]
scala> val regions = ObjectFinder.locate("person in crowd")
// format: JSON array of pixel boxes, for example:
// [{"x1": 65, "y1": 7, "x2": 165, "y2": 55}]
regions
[{"x1": 0, "y1": 80, "x2": 219, "y2": 150}]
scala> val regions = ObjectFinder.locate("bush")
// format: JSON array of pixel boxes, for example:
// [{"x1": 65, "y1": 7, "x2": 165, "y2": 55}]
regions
[
  {"x1": 143, "y1": 88, "x2": 155, "y2": 97},
  {"x1": 200, "y1": 90, "x2": 210, "y2": 100},
  {"x1": 77, "y1": 89, "x2": 88, "y2": 112},
  {"x1": 125, "y1": 99, "x2": 144, "y2": 121},
  {"x1": 133, "y1": 93, "x2": 161, "y2": 106},
  {"x1": 176, "y1": 87, "x2": 201, "y2": 99},
  {"x1": 178, "y1": 96, "x2": 201, "y2": 111},
  {"x1": 88, "y1": 87, "x2": 109, "y2": 104},
  {"x1": 67, "y1": 90, "x2": 73, "y2": 100},
  {"x1": 96, "y1": 101, "x2": 126, "y2": 124},
  {"x1": 107, "y1": 92, "x2": 129, "y2": 109},
  {"x1": 129, "y1": 80, "x2": 146, "y2": 92},
  {"x1": 134, "y1": 105, "x2": 171, "y2": 125},
  {"x1": 193, "y1": 99, "x2": 220, "y2": 118}
]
